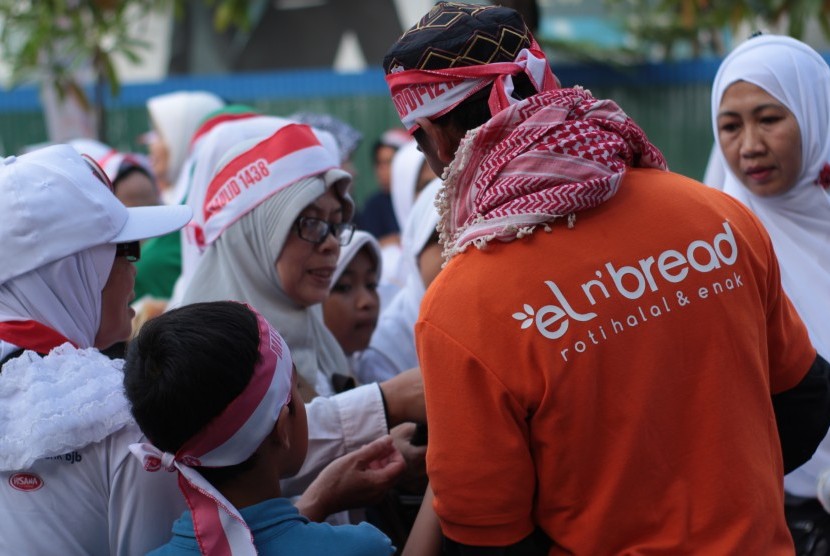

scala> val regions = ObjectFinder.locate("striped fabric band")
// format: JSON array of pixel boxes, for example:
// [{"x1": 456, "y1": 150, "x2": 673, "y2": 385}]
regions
[{"x1": 385, "y1": 41, "x2": 557, "y2": 132}]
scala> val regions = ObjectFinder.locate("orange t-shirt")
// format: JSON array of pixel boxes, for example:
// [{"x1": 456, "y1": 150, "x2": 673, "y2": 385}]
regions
[{"x1": 415, "y1": 168, "x2": 815, "y2": 554}]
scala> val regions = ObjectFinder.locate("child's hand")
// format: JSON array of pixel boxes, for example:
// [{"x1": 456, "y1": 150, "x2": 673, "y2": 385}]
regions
[
  {"x1": 296, "y1": 435, "x2": 406, "y2": 521},
  {"x1": 366, "y1": 435, "x2": 406, "y2": 471}
]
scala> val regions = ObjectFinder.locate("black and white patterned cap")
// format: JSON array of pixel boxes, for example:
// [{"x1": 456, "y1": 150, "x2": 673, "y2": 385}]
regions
[{"x1": 383, "y1": 2, "x2": 532, "y2": 74}]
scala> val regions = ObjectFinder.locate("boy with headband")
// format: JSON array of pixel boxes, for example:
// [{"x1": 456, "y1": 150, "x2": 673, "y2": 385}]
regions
[
  {"x1": 384, "y1": 2, "x2": 830, "y2": 553},
  {"x1": 124, "y1": 301, "x2": 396, "y2": 555}
]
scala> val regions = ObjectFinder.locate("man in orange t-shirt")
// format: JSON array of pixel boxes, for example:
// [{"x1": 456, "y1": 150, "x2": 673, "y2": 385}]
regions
[{"x1": 383, "y1": 3, "x2": 830, "y2": 553}]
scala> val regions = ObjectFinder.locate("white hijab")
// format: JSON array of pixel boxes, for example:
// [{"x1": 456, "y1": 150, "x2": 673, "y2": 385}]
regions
[
  {"x1": 711, "y1": 34, "x2": 830, "y2": 359},
  {"x1": 332, "y1": 230, "x2": 382, "y2": 286},
  {"x1": 390, "y1": 140, "x2": 426, "y2": 233},
  {"x1": 146, "y1": 91, "x2": 224, "y2": 198},
  {"x1": 384, "y1": 141, "x2": 429, "y2": 293},
  {"x1": 181, "y1": 171, "x2": 353, "y2": 397},
  {"x1": 0, "y1": 244, "x2": 132, "y2": 468},
  {"x1": 712, "y1": 34, "x2": 830, "y2": 498},
  {"x1": 167, "y1": 116, "x2": 295, "y2": 308},
  {"x1": 366, "y1": 179, "x2": 441, "y2": 376},
  {"x1": 0, "y1": 245, "x2": 114, "y2": 358}
]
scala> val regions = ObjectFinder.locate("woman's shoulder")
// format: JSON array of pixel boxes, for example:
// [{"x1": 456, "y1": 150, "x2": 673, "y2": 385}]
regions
[{"x1": 0, "y1": 345, "x2": 133, "y2": 471}]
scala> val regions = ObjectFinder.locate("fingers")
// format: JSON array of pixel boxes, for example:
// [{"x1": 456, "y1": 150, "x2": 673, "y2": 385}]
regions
[
  {"x1": 367, "y1": 449, "x2": 406, "y2": 484},
  {"x1": 390, "y1": 422, "x2": 417, "y2": 440},
  {"x1": 300, "y1": 436, "x2": 406, "y2": 518},
  {"x1": 355, "y1": 435, "x2": 396, "y2": 461}
]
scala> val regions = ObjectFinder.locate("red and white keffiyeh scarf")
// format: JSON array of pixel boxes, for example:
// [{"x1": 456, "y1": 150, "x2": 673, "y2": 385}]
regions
[
  {"x1": 129, "y1": 306, "x2": 293, "y2": 556},
  {"x1": 438, "y1": 87, "x2": 667, "y2": 260}
]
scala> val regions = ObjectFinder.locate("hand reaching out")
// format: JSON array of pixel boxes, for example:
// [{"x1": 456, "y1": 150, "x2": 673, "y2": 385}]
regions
[{"x1": 296, "y1": 435, "x2": 406, "y2": 521}]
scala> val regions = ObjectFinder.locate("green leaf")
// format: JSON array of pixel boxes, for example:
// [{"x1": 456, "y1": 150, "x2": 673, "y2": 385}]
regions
[
  {"x1": 100, "y1": 51, "x2": 120, "y2": 97},
  {"x1": 119, "y1": 46, "x2": 143, "y2": 65}
]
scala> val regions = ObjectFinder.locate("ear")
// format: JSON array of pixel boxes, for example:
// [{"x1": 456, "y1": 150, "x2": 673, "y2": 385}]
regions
[
  {"x1": 415, "y1": 117, "x2": 458, "y2": 164},
  {"x1": 270, "y1": 405, "x2": 292, "y2": 450}
]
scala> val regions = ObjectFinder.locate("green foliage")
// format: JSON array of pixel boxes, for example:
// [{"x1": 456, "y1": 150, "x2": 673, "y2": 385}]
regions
[
  {"x1": 540, "y1": 0, "x2": 830, "y2": 66},
  {"x1": 203, "y1": 0, "x2": 255, "y2": 32},
  {"x1": 0, "y1": 0, "x2": 166, "y2": 99},
  {"x1": 545, "y1": 0, "x2": 830, "y2": 63},
  {"x1": 0, "y1": 0, "x2": 256, "y2": 140},
  {"x1": 0, "y1": 0, "x2": 255, "y2": 100}
]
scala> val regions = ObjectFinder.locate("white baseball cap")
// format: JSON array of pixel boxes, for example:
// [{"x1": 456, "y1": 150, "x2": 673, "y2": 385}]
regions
[{"x1": 0, "y1": 144, "x2": 192, "y2": 284}]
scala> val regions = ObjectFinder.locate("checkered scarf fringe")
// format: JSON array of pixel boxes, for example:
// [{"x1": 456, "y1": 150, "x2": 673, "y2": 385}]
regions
[{"x1": 437, "y1": 87, "x2": 667, "y2": 261}]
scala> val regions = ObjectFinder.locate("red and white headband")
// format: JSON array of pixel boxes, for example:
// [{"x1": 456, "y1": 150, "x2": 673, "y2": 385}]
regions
[
  {"x1": 385, "y1": 41, "x2": 558, "y2": 132},
  {"x1": 130, "y1": 306, "x2": 293, "y2": 556},
  {"x1": 199, "y1": 123, "x2": 340, "y2": 247}
]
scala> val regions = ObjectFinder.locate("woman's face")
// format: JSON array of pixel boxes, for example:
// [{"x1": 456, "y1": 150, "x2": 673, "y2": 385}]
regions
[
  {"x1": 717, "y1": 81, "x2": 802, "y2": 197},
  {"x1": 322, "y1": 248, "x2": 380, "y2": 355},
  {"x1": 94, "y1": 255, "x2": 136, "y2": 349},
  {"x1": 275, "y1": 188, "x2": 344, "y2": 308},
  {"x1": 148, "y1": 129, "x2": 170, "y2": 187},
  {"x1": 115, "y1": 171, "x2": 160, "y2": 208}
]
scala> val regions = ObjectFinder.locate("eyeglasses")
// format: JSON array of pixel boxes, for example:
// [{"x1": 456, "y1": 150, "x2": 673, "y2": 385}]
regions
[
  {"x1": 294, "y1": 216, "x2": 355, "y2": 246},
  {"x1": 116, "y1": 241, "x2": 141, "y2": 262}
]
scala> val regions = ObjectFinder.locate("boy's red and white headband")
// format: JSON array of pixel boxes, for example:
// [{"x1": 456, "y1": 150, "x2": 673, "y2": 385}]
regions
[
  {"x1": 385, "y1": 41, "x2": 558, "y2": 132},
  {"x1": 130, "y1": 306, "x2": 293, "y2": 556}
]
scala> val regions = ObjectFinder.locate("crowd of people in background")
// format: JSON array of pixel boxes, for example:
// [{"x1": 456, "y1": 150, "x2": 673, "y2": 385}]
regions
[{"x1": 0, "y1": 2, "x2": 829, "y2": 555}]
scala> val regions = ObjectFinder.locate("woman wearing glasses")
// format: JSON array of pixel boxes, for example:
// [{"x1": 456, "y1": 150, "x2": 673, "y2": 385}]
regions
[
  {"x1": 0, "y1": 145, "x2": 192, "y2": 554},
  {"x1": 180, "y1": 122, "x2": 359, "y2": 401}
]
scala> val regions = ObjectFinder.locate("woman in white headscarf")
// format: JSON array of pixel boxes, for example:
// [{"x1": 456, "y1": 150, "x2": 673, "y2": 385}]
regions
[
  {"x1": 167, "y1": 114, "x2": 295, "y2": 309},
  {"x1": 180, "y1": 122, "x2": 356, "y2": 401},
  {"x1": 146, "y1": 90, "x2": 224, "y2": 204},
  {"x1": 378, "y1": 140, "x2": 437, "y2": 305},
  {"x1": 710, "y1": 33, "x2": 830, "y2": 550},
  {"x1": 711, "y1": 34, "x2": 830, "y2": 362},
  {"x1": 0, "y1": 145, "x2": 192, "y2": 555},
  {"x1": 355, "y1": 178, "x2": 443, "y2": 384}
]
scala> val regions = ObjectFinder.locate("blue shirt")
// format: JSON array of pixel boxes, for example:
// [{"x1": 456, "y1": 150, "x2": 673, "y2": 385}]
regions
[
  {"x1": 356, "y1": 192, "x2": 399, "y2": 239},
  {"x1": 148, "y1": 497, "x2": 394, "y2": 555}
]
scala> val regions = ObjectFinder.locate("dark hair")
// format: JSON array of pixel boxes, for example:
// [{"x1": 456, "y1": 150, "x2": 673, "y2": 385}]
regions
[
  {"x1": 371, "y1": 140, "x2": 391, "y2": 164},
  {"x1": 112, "y1": 157, "x2": 156, "y2": 195},
  {"x1": 124, "y1": 301, "x2": 261, "y2": 484}
]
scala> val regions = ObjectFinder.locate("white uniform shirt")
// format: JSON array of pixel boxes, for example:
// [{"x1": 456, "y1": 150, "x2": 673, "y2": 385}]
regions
[{"x1": 0, "y1": 423, "x2": 184, "y2": 556}]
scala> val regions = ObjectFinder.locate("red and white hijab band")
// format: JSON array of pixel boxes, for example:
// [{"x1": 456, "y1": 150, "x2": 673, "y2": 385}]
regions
[
  {"x1": 198, "y1": 123, "x2": 340, "y2": 247},
  {"x1": 130, "y1": 307, "x2": 293, "y2": 556},
  {"x1": 385, "y1": 40, "x2": 558, "y2": 132}
]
